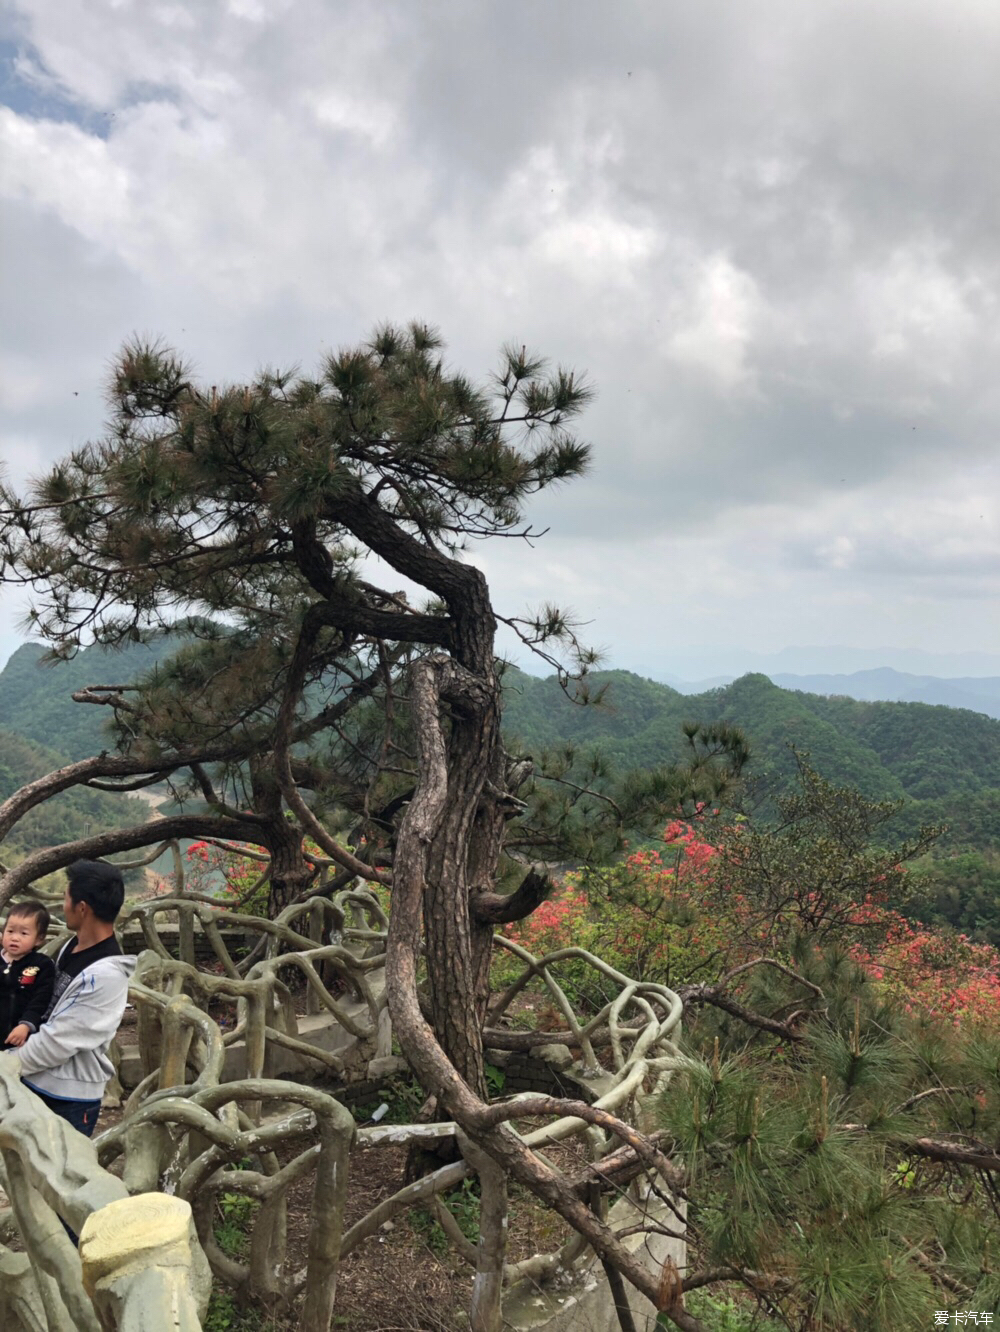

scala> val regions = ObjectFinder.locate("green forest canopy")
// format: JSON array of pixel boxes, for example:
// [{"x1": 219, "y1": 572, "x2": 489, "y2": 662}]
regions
[
  {"x1": 0, "y1": 725, "x2": 149, "y2": 859},
  {"x1": 502, "y1": 666, "x2": 1000, "y2": 844},
  {"x1": 2, "y1": 640, "x2": 999, "y2": 854}
]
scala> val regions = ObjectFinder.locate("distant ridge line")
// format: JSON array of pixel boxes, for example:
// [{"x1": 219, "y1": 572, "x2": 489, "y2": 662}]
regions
[{"x1": 657, "y1": 667, "x2": 1000, "y2": 720}]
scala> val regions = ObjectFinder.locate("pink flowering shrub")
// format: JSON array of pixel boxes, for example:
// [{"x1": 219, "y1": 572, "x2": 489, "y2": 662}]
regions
[
  {"x1": 505, "y1": 816, "x2": 1000, "y2": 1026},
  {"x1": 152, "y1": 839, "x2": 280, "y2": 916},
  {"x1": 503, "y1": 818, "x2": 733, "y2": 1001},
  {"x1": 850, "y1": 914, "x2": 1000, "y2": 1026},
  {"x1": 159, "y1": 821, "x2": 1000, "y2": 1026}
]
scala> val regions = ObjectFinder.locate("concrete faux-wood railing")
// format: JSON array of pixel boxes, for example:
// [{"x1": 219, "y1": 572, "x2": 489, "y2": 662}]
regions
[
  {"x1": 0, "y1": 1056, "x2": 209, "y2": 1332},
  {"x1": 1, "y1": 886, "x2": 687, "y2": 1332}
]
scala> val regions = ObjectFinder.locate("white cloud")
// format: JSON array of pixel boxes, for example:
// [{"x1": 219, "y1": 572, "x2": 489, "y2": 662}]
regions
[
  {"x1": 0, "y1": 359, "x2": 47, "y2": 415},
  {"x1": 868, "y1": 243, "x2": 982, "y2": 383},
  {"x1": 0, "y1": 109, "x2": 129, "y2": 243},
  {"x1": 815, "y1": 535, "x2": 855, "y2": 571},
  {"x1": 666, "y1": 255, "x2": 763, "y2": 393},
  {"x1": 303, "y1": 88, "x2": 397, "y2": 145},
  {"x1": 4, "y1": 0, "x2": 1000, "y2": 674}
]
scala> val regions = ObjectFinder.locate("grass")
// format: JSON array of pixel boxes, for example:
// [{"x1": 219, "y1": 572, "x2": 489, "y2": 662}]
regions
[
  {"x1": 213, "y1": 1188, "x2": 260, "y2": 1261},
  {"x1": 409, "y1": 1177, "x2": 482, "y2": 1256},
  {"x1": 204, "y1": 1288, "x2": 273, "y2": 1332}
]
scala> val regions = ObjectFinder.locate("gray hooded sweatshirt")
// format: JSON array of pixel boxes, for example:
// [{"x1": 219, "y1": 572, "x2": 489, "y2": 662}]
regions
[{"x1": 17, "y1": 953, "x2": 136, "y2": 1102}]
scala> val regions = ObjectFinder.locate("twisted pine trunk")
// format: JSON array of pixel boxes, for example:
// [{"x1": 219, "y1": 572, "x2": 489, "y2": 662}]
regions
[
  {"x1": 416, "y1": 687, "x2": 501, "y2": 1096},
  {"x1": 249, "y1": 760, "x2": 315, "y2": 916}
]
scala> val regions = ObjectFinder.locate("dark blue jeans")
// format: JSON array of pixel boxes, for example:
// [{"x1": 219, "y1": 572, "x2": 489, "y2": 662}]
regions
[{"x1": 30, "y1": 1090, "x2": 102, "y2": 1138}]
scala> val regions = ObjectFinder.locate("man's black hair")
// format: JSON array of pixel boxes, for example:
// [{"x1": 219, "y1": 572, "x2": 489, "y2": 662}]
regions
[
  {"x1": 6, "y1": 899, "x2": 50, "y2": 939},
  {"x1": 66, "y1": 860, "x2": 125, "y2": 923}
]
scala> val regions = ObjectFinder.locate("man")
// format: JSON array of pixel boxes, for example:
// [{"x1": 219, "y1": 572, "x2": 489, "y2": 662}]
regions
[{"x1": 15, "y1": 860, "x2": 136, "y2": 1138}]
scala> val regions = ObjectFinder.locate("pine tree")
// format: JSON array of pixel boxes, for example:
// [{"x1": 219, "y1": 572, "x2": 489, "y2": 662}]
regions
[{"x1": 0, "y1": 324, "x2": 745, "y2": 1100}]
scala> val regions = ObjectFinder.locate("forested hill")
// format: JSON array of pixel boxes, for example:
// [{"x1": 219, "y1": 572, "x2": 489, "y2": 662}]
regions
[
  {"x1": 0, "y1": 640, "x2": 173, "y2": 862},
  {"x1": 502, "y1": 668, "x2": 1000, "y2": 846},
  {"x1": 0, "y1": 726, "x2": 150, "y2": 857},
  {"x1": 2, "y1": 645, "x2": 999, "y2": 849},
  {"x1": 0, "y1": 639, "x2": 178, "y2": 761}
]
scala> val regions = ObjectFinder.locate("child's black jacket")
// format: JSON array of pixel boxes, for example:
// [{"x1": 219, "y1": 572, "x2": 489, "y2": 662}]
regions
[{"x1": 0, "y1": 950, "x2": 56, "y2": 1042}]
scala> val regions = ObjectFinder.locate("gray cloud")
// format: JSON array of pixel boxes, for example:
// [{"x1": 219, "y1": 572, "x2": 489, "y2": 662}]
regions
[{"x1": 2, "y1": 0, "x2": 1000, "y2": 672}]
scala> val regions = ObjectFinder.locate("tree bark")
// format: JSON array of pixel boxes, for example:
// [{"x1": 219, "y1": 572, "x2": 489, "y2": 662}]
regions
[
  {"x1": 406, "y1": 652, "x2": 499, "y2": 1097},
  {"x1": 247, "y1": 760, "x2": 315, "y2": 916},
  {"x1": 385, "y1": 796, "x2": 708, "y2": 1329}
]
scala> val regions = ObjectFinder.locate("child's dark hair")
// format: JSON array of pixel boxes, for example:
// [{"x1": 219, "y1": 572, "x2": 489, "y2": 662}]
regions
[
  {"x1": 66, "y1": 860, "x2": 125, "y2": 923},
  {"x1": 6, "y1": 899, "x2": 50, "y2": 940}
]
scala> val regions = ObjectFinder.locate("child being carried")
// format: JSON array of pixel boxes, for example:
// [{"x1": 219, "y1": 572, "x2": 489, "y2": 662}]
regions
[{"x1": 0, "y1": 900, "x2": 56, "y2": 1049}]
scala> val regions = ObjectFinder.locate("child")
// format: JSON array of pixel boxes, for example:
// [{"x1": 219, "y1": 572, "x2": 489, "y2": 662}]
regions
[
  {"x1": 1, "y1": 900, "x2": 56, "y2": 1049},
  {"x1": 17, "y1": 860, "x2": 135, "y2": 1138}
]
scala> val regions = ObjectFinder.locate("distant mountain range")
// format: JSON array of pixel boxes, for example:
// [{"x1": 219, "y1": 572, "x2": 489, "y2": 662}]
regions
[
  {"x1": 639, "y1": 645, "x2": 1000, "y2": 679},
  {"x1": 503, "y1": 668, "x2": 1000, "y2": 849},
  {"x1": 2, "y1": 641, "x2": 999, "y2": 853},
  {"x1": 660, "y1": 667, "x2": 1000, "y2": 720},
  {"x1": 0, "y1": 726, "x2": 149, "y2": 859}
]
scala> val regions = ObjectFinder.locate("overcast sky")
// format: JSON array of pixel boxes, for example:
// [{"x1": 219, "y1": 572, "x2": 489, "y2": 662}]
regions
[{"x1": 3, "y1": 1, "x2": 1000, "y2": 681}]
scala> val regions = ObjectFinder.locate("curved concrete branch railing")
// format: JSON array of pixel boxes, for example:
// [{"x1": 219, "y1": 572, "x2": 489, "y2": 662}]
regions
[
  {"x1": 0, "y1": 1056, "x2": 209, "y2": 1332},
  {"x1": 1, "y1": 886, "x2": 687, "y2": 1331}
]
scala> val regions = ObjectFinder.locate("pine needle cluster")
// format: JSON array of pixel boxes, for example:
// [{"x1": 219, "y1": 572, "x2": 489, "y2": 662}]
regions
[{"x1": 662, "y1": 952, "x2": 1000, "y2": 1329}]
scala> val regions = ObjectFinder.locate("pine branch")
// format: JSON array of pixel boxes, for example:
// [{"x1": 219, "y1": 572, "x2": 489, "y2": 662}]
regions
[
  {"x1": 0, "y1": 812, "x2": 264, "y2": 910},
  {"x1": 900, "y1": 1137, "x2": 1000, "y2": 1172},
  {"x1": 675, "y1": 982, "x2": 805, "y2": 1041},
  {"x1": 470, "y1": 865, "x2": 551, "y2": 924}
]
